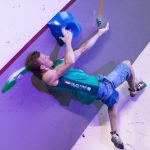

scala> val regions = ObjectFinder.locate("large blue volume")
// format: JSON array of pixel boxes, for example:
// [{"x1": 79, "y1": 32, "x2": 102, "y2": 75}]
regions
[{"x1": 48, "y1": 11, "x2": 81, "y2": 45}]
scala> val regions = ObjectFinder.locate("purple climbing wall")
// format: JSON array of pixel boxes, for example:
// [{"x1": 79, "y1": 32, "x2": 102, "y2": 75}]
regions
[{"x1": 0, "y1": 0, "x2": 150, "y2": 150}]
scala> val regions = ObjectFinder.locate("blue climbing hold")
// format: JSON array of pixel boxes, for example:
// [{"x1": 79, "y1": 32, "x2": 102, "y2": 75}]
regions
[{"x1": 48, "y1": 11, "x2": 81, "y2": 45}]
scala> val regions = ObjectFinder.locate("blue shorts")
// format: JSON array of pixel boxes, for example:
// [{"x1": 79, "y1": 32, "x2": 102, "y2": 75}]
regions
[{"x1": 96, "y1": 63, "x2": 131, "y2": 108}]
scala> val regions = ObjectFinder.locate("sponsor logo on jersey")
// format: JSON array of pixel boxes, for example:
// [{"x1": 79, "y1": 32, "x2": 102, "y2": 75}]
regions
[{"x1": 64, "y1": 80, "x2": 91, "y2": 91}]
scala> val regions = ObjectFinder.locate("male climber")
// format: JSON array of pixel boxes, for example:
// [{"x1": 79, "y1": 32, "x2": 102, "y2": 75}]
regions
[{"x1": 25, "y1": 23, "x2": 146, "y2": 149}]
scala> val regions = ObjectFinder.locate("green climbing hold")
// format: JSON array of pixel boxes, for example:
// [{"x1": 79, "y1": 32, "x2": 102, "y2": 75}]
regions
[{"x1": 2, "y1": 67, "x2": 28, "y2": 93}]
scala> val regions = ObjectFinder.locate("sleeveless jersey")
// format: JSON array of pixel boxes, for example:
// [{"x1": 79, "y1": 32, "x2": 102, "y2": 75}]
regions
[{"x1": 49, "y1": 59, "x2": 100, "y2": 104}]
